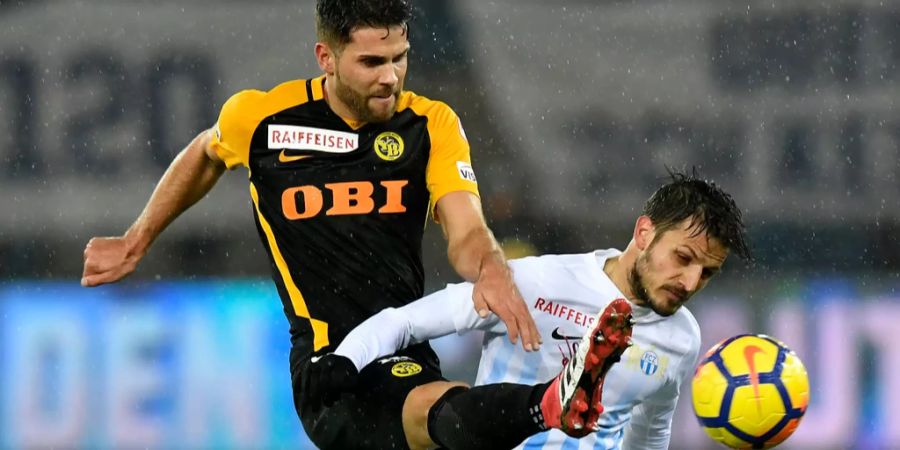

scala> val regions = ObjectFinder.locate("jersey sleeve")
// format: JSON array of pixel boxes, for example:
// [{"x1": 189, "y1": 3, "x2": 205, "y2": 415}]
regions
[
  {"x1": 333, "y1": 281, "x2": 504, "y2": 371},
  {"x1": 622, "y1": 322, "x2": 702, "y2": 450},
  {"x1": 210, "y1": 89, "x2": 265, "y2": 169},
  {"x1": 422, "y1": 101, "x2": 480, "y2": 215},
  {"x1": 332, "y1": 256, "x2": 549, "y2": 371},
  {"x1": 621, "y1": 382, "x2": 678, "y2": 450},
  {"x1": 440, "y1": 282, "x2": 506, "y2": 335}
]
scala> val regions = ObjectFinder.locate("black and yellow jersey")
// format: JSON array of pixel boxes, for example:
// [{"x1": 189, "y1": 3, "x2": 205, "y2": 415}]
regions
[{"x1": 211, "y1": 76, "x2": 479, "y2": 359}]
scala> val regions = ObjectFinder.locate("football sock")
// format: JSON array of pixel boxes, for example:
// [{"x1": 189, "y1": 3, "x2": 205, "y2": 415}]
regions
[{"x1": 427, "y1": 381, "x2": 551, "y2": 450}]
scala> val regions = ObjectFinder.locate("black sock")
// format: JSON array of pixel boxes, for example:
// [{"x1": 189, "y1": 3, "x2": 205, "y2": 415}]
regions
[{"x1": 427, "y1": 381, "x2": 551, "y2": 450}]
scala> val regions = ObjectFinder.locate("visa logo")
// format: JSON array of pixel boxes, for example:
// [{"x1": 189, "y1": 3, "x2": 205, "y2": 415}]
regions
[{"x1": 456, "y1": 161, "x2": 477, "y2": 183}]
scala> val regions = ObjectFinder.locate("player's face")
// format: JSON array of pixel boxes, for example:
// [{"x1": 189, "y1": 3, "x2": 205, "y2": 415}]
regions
[
  {"x1": 332, "y1": 26, "x2": 409, "y2": 123},
  {"x1": 629, "y1": 217, "x2": 728, "y2": 316}
]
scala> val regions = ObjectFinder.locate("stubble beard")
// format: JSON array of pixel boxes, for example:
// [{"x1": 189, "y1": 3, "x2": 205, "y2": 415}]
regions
[
  {"x1": 334, "y1": 71, "x2": 397, "y2": 123},
  {"x1": 628, "y1": 252, "x2": 680, "y2": 317}
]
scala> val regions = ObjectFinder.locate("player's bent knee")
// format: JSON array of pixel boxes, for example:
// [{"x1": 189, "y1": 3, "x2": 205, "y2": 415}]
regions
[
  {"x1": 406, "y1": 380, "x2": 469, "y2": 416},
  {"x1": 402, "y1": 381, "x2": 469, "y2": 450}
]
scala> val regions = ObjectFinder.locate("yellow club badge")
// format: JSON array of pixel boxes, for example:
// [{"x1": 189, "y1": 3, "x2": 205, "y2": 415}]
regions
[
  {"x1": 391, "y1": 361, "x2": 422, "y2": 377},
  {"x1": 374, "y1": 131, "x2": 404, "y2": 161}
]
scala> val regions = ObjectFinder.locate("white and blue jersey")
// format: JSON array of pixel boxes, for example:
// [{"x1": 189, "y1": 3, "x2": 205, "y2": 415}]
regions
[{"x1": 335, "y1": 249, "x2": 701, "y2": 450}]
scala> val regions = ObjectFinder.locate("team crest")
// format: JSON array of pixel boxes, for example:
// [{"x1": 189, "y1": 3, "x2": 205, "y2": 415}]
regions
[
  {"x1": 640, "y1": 351, "x2": 659, "y2": 376},
  {"x1": 373, "y1": 131, "x2": 404, "y2": 161},
  {"x1": 391, "y1": 361, "x2": 422, "y2": 377}
]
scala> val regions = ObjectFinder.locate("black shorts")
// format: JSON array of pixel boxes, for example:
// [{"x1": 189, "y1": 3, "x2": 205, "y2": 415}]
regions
[{"x1": 291, "y1": 343, "x2": 445, "y2": 450}]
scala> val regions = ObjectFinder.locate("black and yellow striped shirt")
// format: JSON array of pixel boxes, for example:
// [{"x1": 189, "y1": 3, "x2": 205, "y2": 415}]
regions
[{"x1": 211, "y1": 76, "x2": 479, "y2": 357}]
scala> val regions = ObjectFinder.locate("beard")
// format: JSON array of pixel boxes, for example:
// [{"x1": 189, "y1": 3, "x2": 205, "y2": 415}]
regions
[
  {"x1": 628, "y1": 252, "x2": 687, "y2": 317},
  {"x1": 334, "y1": 71, "x2": 398, "y2": 123}
]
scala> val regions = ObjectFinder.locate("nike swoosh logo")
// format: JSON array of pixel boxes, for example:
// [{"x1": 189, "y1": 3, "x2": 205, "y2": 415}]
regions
[
  {"x1": 279, "y1": 150, "x2": 312, "y2": 163},
  {"x1": 551, "y1": 327, "x2": 582, "y2": 341},
  {"x1": 310, "y1": 355, "x2": 323, "y2": 363},
  {"x1": 744, "y1": 345, "x2": 764, "y2": 414}
]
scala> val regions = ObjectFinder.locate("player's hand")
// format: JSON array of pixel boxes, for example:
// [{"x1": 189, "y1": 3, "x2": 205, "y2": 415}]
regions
[
  {"x1": 300, "y1": 353, "x2": 359, "y2": 409},
  {"x1": 81, "y1": 236, "x2": 144, "y2": 287},
  {"x1": 472, "y1": 261, "x2": 542, "y2": 351}
]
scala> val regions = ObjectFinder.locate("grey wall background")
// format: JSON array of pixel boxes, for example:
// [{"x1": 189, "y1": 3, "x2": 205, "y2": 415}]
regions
[{"x1": 4, "y1": 0, "x2": 900, "y2": 283}]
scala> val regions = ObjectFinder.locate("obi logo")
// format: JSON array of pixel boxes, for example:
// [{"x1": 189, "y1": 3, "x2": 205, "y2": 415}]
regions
[
  {"x1": 281, "y1": 180, "x2": 409, "y2": 219},
  {"x1": 391, "y1": 361, "x2": 422, "y2": 377},
  {"x1": 374, "y1": 131, "x2": 404, "y2": 161},
  {"x1": 640, "y1": 351, "x2": 659, "y2": 376}
]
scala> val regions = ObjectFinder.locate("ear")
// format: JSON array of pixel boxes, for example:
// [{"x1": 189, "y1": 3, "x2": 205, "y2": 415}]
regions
[
  {"x1": 315, "y1": 42, "x2": 336, "y2": 75},
  {"x1": 634, "y1": 215, "x2": 655, "y2": 251}
]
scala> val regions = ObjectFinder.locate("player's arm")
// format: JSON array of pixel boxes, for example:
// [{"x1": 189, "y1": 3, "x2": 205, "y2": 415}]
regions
[
  {"x1": 302, "y1": 282, "x2": 503, "y2": 408},
  {"x1": 621, "y1": 386, "x2": 678, "y2": 450},
  {"x1": 333, "y1": 281, "x2": 503, "y2": 371},
  {"x1": 436, "y1": 191, "x2": 541, "y2": 351},
  {"x1": 81, "y1": 129, "x2": 226, "y2": 287}
]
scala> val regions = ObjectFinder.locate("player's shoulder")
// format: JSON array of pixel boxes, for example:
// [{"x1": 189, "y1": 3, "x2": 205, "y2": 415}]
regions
[
  {"x1": 514, "y1": 249, "x2": 617, "y2": 268},
  {"x1": 670, "y1": 306, "x2": 702, "y2": 353},
  {"x1": 220, "y1": 87, "x2": 265, "y2": 115},
  {"x1": 509, "y1": 252, "x2": 579, "y2": 270},
  {"x1": 508, "y1": 251, "x2": 605, "y2": 281},
  {"x1": 220, "y1": 79, "x2": 310, "y2": 117},
  {"x1": 398, "y1": 89, "x2": 458, "y2": 120}
]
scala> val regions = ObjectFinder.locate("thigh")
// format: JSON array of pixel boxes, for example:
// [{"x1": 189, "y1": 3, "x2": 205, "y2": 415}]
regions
[{"x1": 293, "y1": 347, "x2": 445, "y2": 450}]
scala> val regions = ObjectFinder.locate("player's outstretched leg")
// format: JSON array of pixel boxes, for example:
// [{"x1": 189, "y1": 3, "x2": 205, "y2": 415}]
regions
[
  {"x1": 424, "y1": 382, "x2": 549, "y2": 450},
  {"x1": 540, "y1": 298, "x2": 634, "y2": 437},
  {"x1": 423, "y1": 299, "x2": 634, "y2": 449}
]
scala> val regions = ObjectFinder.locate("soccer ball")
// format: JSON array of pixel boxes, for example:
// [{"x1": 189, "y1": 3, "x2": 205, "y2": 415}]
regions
[{"x1": 691, "y1": 334, "x2": 809, "y2": 449}]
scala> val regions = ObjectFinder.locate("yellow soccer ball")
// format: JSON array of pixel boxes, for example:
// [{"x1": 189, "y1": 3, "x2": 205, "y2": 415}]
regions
[{"x1": 692, "y1": 334, "x2": 810, "y2": 449}]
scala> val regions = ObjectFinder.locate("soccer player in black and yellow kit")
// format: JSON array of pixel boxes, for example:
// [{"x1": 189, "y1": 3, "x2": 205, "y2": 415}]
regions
[{"x1": 80, "y1": 1, "x2": 629, "y2": 449}]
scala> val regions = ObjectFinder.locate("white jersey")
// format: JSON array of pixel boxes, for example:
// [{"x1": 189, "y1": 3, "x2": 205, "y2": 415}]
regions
[{"x1": 335, "y1": 249, "x2": 701, "y2": 450}]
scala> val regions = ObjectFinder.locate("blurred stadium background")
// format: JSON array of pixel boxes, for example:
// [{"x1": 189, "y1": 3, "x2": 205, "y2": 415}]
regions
[{"x1": 2, "y1": 0, "x2": 899, "y2": 448}]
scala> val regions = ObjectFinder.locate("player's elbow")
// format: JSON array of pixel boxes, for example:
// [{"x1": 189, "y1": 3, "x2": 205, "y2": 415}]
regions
[{"x1": 196, "y1": 129, "x2": 224, "y2": 167}]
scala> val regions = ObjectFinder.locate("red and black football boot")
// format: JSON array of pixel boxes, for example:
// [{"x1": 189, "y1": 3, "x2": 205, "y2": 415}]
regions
[{"x1": 540, "y1": 298, "x2": 634, "y2": 437}]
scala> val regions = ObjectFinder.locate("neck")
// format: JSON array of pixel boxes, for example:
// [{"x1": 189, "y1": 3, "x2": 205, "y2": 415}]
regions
[
  {"x1": 603, "y1": 248, "x2": 636, "y2": 301},
  {"x1": 323, "y1": 75, "x2": 362, "y2": 122}
]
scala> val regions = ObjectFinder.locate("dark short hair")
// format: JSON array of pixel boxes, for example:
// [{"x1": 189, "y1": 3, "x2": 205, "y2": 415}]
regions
[
  {"x1": 316, "y1": 0, "x2": 413, "y2": 48},
  {"x1": 643, "y1": 168, "x2": 751, "y2": 260}
]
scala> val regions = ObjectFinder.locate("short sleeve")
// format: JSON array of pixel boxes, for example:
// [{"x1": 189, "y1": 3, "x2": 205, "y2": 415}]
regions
[
  {"x1": 420, "y1": 101, "x2": 480, "y2": 212},
  {"x1": 210, "y1": 89, "x2": 265, "y2": 170}
]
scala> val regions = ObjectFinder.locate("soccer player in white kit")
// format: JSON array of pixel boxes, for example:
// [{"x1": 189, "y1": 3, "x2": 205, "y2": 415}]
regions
[{"x1": 308, "y1": 170, "x2": 751, "y2": 449}]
